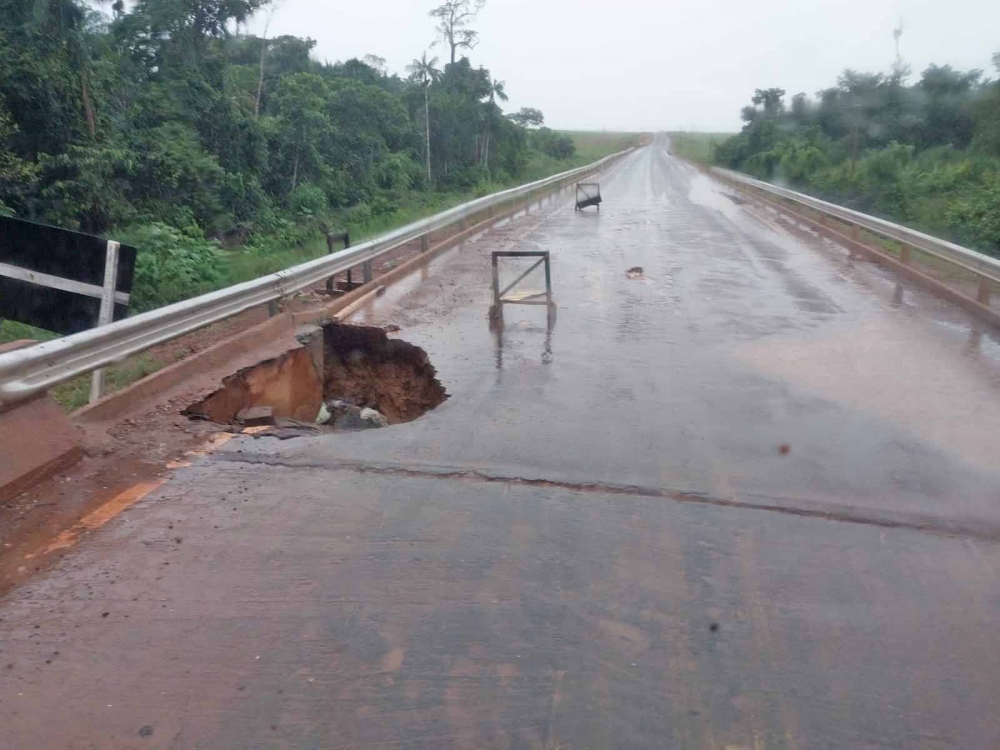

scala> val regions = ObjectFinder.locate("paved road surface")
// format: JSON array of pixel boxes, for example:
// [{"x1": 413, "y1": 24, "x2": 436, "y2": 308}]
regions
[{"x1": 4, "y1": 139, "x2": 1000, "y2": 748}]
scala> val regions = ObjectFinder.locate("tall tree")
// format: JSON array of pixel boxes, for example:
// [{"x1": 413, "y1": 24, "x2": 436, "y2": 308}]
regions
[
  {"x1": 270, "y1": 72, "x2": 330, "y2": 194},
  {"x1": 254, "y1": 4, "x2": 279, "y2": 120},
  {"x1": 508, "y1": 107, "x2": 543, "y2": 128},
  {"x1": 480, "y1": 77, "x2": 506, "y2": 168},
  {"x1": 406, "y1": 51, "x2": 440, "y2": 184},
  {"x1": 131, "y1": 0, "x2": 270, "y2": 58},
  {"x1": 428, "y1": 0, "x2": 484, "y2": 66},
  {"x1": 836, "y1": 71, "x2": 883, "y2": 175},
  {"x1": 31, "y1": 0, "x2": 97, "y2": 138},
  {"x1": 751, "y1": 88, "x2": 786, "y2": 117},
  {"x1": 362, "y1": 54, "x2": 388, "y2": 76},
  {"x1": 972, "y1": 53, "x2": 1000, "y2": 156},
  {"x1": 916, "y1": 64, "x2": 981, "y2": 149}
]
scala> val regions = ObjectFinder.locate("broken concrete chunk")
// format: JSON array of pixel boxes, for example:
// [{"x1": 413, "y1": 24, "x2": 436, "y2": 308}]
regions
[
  {"x1": 237, "y1": 406, "x2": 275, "y2": 426},
  {"x1": 315, "y1": 403, "x2": 333, "y2": 425},
  {"x1": 252, "y1": 418, "x2": 327, "y2": 441},
  {"x1": 294, "y1": 324, "x2": 323, "y2": 344},
  {"x1": 360, "y1": 407, "x2": 388, "y2": 427},
  {"x1": 325, "y1": 399, "x2": 387, "y2": 430}
]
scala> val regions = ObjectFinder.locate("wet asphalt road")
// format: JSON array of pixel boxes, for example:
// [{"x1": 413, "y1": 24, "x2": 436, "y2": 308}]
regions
[{"x1": 3, "y1": 139, "x2": 1000, "y2": 748}]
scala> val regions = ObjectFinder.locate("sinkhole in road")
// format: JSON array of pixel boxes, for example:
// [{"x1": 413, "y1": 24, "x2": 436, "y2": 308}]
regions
[{"x1": 183, "y1": 323, "x2": 448, "y2": 428}]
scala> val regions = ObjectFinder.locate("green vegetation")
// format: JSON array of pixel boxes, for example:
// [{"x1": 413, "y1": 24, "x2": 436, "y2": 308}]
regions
[
  {"x1": 0, "y1": 319, "x2": 58, "y2": 346},
  {"x1": 50, "y1": 355, "x2": 162, "y2": 412},
  {"x1": 0, "y1": 0, "x2": 633, "y2": 316},
  {"x1": 714, "y1": 52, "x2": 1000, "y2": 257},
  {"x1": 668, "y1": 132, "x2": 734, "y2": 163}
]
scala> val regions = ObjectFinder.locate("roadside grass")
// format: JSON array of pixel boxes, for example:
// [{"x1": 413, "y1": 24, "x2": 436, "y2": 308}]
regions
[
  {"x1": 3, "y1": 130, "x2": 645, "y2": 412},
  {"x1": 667, "y1": 131, "x2": 735, "y2": 163},
  {"x1": 564, "y1": 131, "x2": 649, "y2": 162},
  {"x1": 51, "y1": 355, "x2": 164, "y2": 412},
  {"x1": 0, "y1": 319, "x2": 58, "y2": 347}
]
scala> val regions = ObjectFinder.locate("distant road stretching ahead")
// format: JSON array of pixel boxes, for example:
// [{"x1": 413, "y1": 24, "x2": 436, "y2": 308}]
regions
[{"x1": 3, "y1": 135, "x2": 1000, "y2": 749}]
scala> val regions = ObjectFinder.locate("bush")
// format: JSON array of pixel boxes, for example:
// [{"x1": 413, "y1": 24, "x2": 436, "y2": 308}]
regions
[
  {"x1": 116, "y1": 222, "x2": 224, "y2": 312},
  {"x1": 132, "y1": 123, "x2": 227, "y2": 232},
  {"x1": 777, "y1": 141, "x2": 828, "y2": 182},
  {"x1": 374, "y1": 153, "x2": 424, "y2": 191},
  {"x1": 289, "y1": 183, "x2": 328, "y2": 217},
  {"x1": 532, "y1": 128, "x2": 577, "y2": 160},
  {"x1": 947, "y1": 179, "x2": 1000, "y2": 254},
  {"x1": 219, "y1": 171, "x2": 270, "y2": 223}
]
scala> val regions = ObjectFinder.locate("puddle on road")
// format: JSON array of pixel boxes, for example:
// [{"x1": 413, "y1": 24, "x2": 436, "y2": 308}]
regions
[{"x1": 183, "y1": 323, "x2": 448, "y2": 429}]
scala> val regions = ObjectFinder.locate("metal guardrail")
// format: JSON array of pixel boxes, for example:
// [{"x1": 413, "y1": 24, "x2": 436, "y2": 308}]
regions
[
  {"x1": 712, "y1": 167, "x2": 1000, "y2": 289},
  {"x1": 0, "y1": 149, "x2": 632, "y2": 404}
]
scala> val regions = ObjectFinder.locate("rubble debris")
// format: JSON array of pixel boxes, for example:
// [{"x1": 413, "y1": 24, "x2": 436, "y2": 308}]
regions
[
  {"x1": 237, "y1": 406, "x2": 275, "y2": 427},
  {"x1": 325, "y1": 400, "x2": 388, "y2": 430}
]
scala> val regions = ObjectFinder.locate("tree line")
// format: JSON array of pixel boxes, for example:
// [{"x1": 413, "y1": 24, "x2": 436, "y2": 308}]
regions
[
  {"x1": 715, "y1": 48, "x2": 1000, "y2": 257},
  {"x1": 0, "y1": 0, "x2": 577, "y2": 309}
]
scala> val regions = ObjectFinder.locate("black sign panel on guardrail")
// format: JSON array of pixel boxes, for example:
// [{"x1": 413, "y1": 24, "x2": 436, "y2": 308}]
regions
[{"x1": 0, "y1": 216, "x2": 137, "y2": 335}]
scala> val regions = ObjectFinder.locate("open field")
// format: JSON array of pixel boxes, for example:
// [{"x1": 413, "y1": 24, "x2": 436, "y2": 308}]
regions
[{"x1": 667, "y1": 131, "x2": 735, "y2": 163}]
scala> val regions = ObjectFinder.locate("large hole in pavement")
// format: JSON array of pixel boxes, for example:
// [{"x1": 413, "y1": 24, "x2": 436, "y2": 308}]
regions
[{"x1": 183, "y1": 323, "x2": 447, "y2": 429}]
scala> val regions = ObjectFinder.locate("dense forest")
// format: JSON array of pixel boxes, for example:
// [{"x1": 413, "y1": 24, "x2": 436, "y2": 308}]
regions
[
  {"x1": 715, "y1": 50, "x2": 1000, "y2": 257},
  {"x1": 0, "y1": 0, "x2": 586, "y2": 310}
]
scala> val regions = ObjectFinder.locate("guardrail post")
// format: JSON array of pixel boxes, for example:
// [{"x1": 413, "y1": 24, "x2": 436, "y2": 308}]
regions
[
  {"x1": 363, "y1": 259, "x2": 374, "y2": 284},
  {"x1": 977, "y1": 277, "x2": 992, "y2": 306},
  {"x1": 326, "y1": 231, "x2": 350, "y2": 293},
  {"x1": 89, "y1": 240, "x2": 120, "y2": 404},
  {"x1": 421, "y1": 234, "x2": 430, "y2": 253},
  {"x1": 899, "y1": 244, "x2": 912, "y2": 265},
  {"x1": 459, "y1": 218, "x2": 467, "y2": 231},
  {"x1": 268, "y1": 300, "x2": 280, "y2": 317}
]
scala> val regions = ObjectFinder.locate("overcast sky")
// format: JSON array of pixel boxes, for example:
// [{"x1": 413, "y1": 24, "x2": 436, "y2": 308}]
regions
[{"x1": 250, "y1": 0, "x2": 1000, "y2": 133}]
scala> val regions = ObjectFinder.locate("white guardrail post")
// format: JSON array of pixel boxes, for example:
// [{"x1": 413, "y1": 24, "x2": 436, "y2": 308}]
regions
[
  {"x1": 0, "y1": 148, "x2": 635, "y2": 405},
  {"x1": 88, "y1": 240, "x2": 120, "y2": 403}
]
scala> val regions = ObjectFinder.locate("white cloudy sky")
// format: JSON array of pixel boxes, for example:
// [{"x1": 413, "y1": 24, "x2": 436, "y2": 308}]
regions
[{"x1": 250, "y1": 0, "x2": 1000, "y2": 132}]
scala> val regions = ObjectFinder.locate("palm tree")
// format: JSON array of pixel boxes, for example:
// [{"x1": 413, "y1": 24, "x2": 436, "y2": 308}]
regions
[
  {"x1": 406, "y1": 51, "x2": 441, "y2": 185},
  {"x1": 486, "y1": 78, "x2": 507, "y2": 106},
  {"x1": 481, "y1": 78, "x2": 507, "y2": 169}
]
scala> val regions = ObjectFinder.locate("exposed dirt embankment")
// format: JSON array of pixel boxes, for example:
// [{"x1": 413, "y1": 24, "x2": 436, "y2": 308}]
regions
[
  {"x1": 322, "y1": 324, "x2": 447, "y2": 424},
  {"x1": 183, "y1": 347, "x2": 324, "y2": 424}
]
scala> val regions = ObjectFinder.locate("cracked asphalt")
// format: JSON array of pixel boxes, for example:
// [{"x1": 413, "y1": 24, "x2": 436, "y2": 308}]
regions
[{"x1": 4, "y1": 138, "x2": 1000, "y2": 748}]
